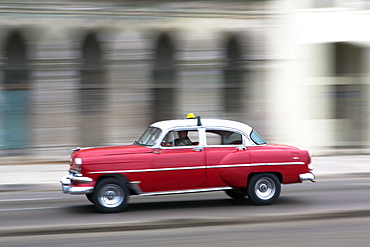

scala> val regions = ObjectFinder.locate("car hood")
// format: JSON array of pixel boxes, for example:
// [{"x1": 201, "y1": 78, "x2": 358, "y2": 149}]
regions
[
  {"x1": 74, "y1": 145, "x2": 153, "y2": 158},
  {"x1": 267, "y1": 144, "x2": 301, "y2": 150}
]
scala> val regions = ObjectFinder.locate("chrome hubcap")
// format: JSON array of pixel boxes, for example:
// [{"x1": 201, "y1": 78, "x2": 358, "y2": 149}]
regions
[
  {"x1": 98, "y1": 184, "x2": 124, "y2": 208},
  {"x1": 255, "y1": 177, "x2": 276, "y2": 200}
]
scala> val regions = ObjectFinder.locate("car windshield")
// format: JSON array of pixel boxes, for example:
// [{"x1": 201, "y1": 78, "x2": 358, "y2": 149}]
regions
[
  {"x1": 136, "y1": 127, "x2": 162, "y2": 146},
  {"x1": 250, "y1": 130, "x2": 267, "y2": 145}
]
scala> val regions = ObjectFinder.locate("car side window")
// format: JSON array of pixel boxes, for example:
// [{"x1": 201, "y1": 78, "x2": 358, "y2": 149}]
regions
[
  {"x1": 228, "y1": 132, "x2": 243, "y2": 144},
  {"x1": 205, "y1": 132, "x2": 222, "y2": 145},
  {"x1": 206, "y1": 130, "x2": 243, "y2": 146},
  {"x1": 162, "y1": 131, "x2": 175, "y2": 147},
  {"x1": 161, "y1": 130, "x2": 199, "y2": 147}
]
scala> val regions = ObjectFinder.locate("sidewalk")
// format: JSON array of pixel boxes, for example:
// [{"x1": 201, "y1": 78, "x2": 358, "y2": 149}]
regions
[
  {"x1": 0, "y1": 155, "x2": 369, "y2": 192},
  {"x1": 312, "y1": 155, "x2": 370, "y2": 176}
]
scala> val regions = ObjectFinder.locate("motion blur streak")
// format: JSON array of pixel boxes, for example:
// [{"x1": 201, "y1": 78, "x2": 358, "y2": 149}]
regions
[{"x1": 1, "y1": 1, "x2": 369, "y2": 159}]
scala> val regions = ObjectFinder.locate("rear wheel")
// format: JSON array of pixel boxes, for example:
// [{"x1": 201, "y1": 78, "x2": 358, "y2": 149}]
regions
[
  {"x1": 247, "y1": 173, "x2": 280, "y2": 205},
  {"x1": 92, "y1": 178, "x2": 129, "y2": 213}
]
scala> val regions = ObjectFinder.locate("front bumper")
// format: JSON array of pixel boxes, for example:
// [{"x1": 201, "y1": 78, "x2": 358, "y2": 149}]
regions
[
  {"x1": 60, "y1": 174, "x2": 94, "y2": 195},
  {"x1": 299, "y1": 172, "x2": 315, "y2": 182}
]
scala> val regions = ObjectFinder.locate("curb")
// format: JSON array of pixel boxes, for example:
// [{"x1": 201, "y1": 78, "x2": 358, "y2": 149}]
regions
[
  {"x1": 0, "y1": 182, "x2": 60, "y2": 192},
  {"x1": 1, "y1": 208, "x2": 370, "y2": 237}
]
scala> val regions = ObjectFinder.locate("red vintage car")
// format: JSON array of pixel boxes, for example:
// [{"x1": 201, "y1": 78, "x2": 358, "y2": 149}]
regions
[{"x1": 61, "y1": 114, "x2": 315, "y2": 213}]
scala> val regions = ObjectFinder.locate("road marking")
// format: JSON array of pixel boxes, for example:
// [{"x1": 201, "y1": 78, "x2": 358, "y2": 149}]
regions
[
  {"x1": 0, "y1": 197, "x2": 62, "y2": 202},
  {"x1": 347, "y1": 183, "x2": 370, "y2": 186},
  {"x1": 0, "y1": 206, "x2": 65, "y2": 212}
]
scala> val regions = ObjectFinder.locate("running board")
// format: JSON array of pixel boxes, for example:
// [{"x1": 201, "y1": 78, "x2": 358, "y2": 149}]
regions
[{"x1": 137, "y1": 186, "x2": 233, "y2": 197}]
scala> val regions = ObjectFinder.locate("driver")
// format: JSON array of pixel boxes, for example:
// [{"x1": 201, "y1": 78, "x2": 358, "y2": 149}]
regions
[{"x1": 174, "y1": 131, "x2": 192, "y2": 146}]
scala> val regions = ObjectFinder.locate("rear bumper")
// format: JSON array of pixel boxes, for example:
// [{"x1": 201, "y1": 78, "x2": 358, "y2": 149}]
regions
[
  {"x1": 60, "y1": 174, "x2": 94, "y2": 195},
  {"x1": 299, "y1": 172, "x2": 315, "y2": 182}
]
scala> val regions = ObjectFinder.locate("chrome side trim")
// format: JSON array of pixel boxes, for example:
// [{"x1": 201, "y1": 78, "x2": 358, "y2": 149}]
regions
[
  {"x1": 71, "y1": 146, "x2": 94, "y2": 151},
  {"x1": 88, "y1": 162, "x2": 305, "y2": 174},
  {"x1": 129, "y1": 181, "x2": 143, "y2": 194},
  {"x1": 137, "y1": 186, "x2": 233, "y2": 196},
  {"x1": 209, "y1": 162, "x2": 305, "y2": 169},
  {"x1": 89, "y1": 166, "x2": 207, "y2": 174},
  {"x1": 71, "y1": 147, "x2": 81, "y2": 151}
]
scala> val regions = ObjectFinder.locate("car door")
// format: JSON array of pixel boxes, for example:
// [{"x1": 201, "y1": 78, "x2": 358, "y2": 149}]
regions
[
  {"x1": 204, "y1": 129, "x2": 251, "y2": 188},
  {"x1": 153, "y1": 129, "x2": 206, "y2": 192}
]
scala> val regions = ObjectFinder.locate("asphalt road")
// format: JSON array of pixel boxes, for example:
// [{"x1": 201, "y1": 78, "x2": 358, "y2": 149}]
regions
[
  {"x1": 3, "y1": 217, "x2": 370, "y2": 247},
  {"x1": 1, "y1": 176, "x2": 370, "y2": 246}
]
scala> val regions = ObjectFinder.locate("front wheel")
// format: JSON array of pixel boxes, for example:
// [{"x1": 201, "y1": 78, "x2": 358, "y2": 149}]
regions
[
  {"x1": 247, "y1": 173, "x2": 281, "y2": 205},
  {"x1": 92, "y1": 178, "x2": 129, "y2": 213}
]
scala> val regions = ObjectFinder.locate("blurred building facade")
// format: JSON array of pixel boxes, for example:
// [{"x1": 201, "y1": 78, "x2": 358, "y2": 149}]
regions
[{"x1": 0, "y1": 0, "x2": 369, "y2": 159}]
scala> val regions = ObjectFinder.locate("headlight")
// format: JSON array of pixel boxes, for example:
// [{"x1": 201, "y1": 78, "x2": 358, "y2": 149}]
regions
[{"x1": 75, "y1": 158, "x2": 82, "y2": 170}]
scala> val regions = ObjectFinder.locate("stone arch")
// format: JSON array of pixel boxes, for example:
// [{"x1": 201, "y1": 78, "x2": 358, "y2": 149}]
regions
[
  {"x1": 224, "y1": 35, "x2": 243, "y2": 114},
  {"x1": 152, "y1": 33, "x2": 176, "y2": 122},
  {"x1": 332, "y1": 42, "x2": 365, "y2": 148},
  {"x1": 79, "y1": 32, "x2": 106, "y2": 146},
  {"x1": 1, "y1": 31, "x2": 30, "y2": 151}
]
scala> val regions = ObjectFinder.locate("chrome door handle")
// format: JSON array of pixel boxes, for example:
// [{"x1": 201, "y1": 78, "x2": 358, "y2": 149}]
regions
[{"x1": 193, "y1": 147, "x2": 203, "y2": 152}]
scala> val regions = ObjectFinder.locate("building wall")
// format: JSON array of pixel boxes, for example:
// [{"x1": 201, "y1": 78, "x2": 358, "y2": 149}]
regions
[
  {"x1": 2, "y1": 0, "x2": 369, "y2": 159},
  {"x1": 0, "y1": 1, "x2": 268, "y2": 159},
  {"x1": 269, "y1": 0, "x2": 370, "y2": 154}
]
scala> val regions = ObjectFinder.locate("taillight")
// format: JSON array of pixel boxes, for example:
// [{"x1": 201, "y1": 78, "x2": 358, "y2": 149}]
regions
[{"x1": 308, "y1": 164, "x2": 314, "y2": 171}]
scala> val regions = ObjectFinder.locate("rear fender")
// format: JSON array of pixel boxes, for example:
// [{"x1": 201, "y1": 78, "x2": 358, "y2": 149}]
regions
[
  {"x1": 247, "y1": 172, "x2": 282, "y2": 186},
  {"x1": 218, "y1": 150, "x2": 251, "y2": 188}
]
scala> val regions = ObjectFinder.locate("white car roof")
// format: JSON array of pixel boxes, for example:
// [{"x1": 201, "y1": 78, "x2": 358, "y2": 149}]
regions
[{"x1": 151, "y1": 118, "x2": 253, "y2": 134}]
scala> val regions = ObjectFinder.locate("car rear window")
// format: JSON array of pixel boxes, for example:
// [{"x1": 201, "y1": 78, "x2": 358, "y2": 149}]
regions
[{"x1": 250, "y1": 130, "x2": 266, "y2": 145}]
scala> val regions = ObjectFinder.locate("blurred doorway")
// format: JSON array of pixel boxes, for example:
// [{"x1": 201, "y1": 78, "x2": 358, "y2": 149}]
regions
[
  {"x1": 332, "y1": 42, "x2": 365, "y2": 148},
  {"x1": 2, "y1": 32, "x2": 30, "y2": 151},
  {"x1": 79, "y1": 33, "x2": 105, "y2": 147},
  {"x1": 224, "y1": 36, "x2": 243, "y2": 114},
  {"x1": 152, "y1": 34, "x2": 176, "y2": 122}
]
